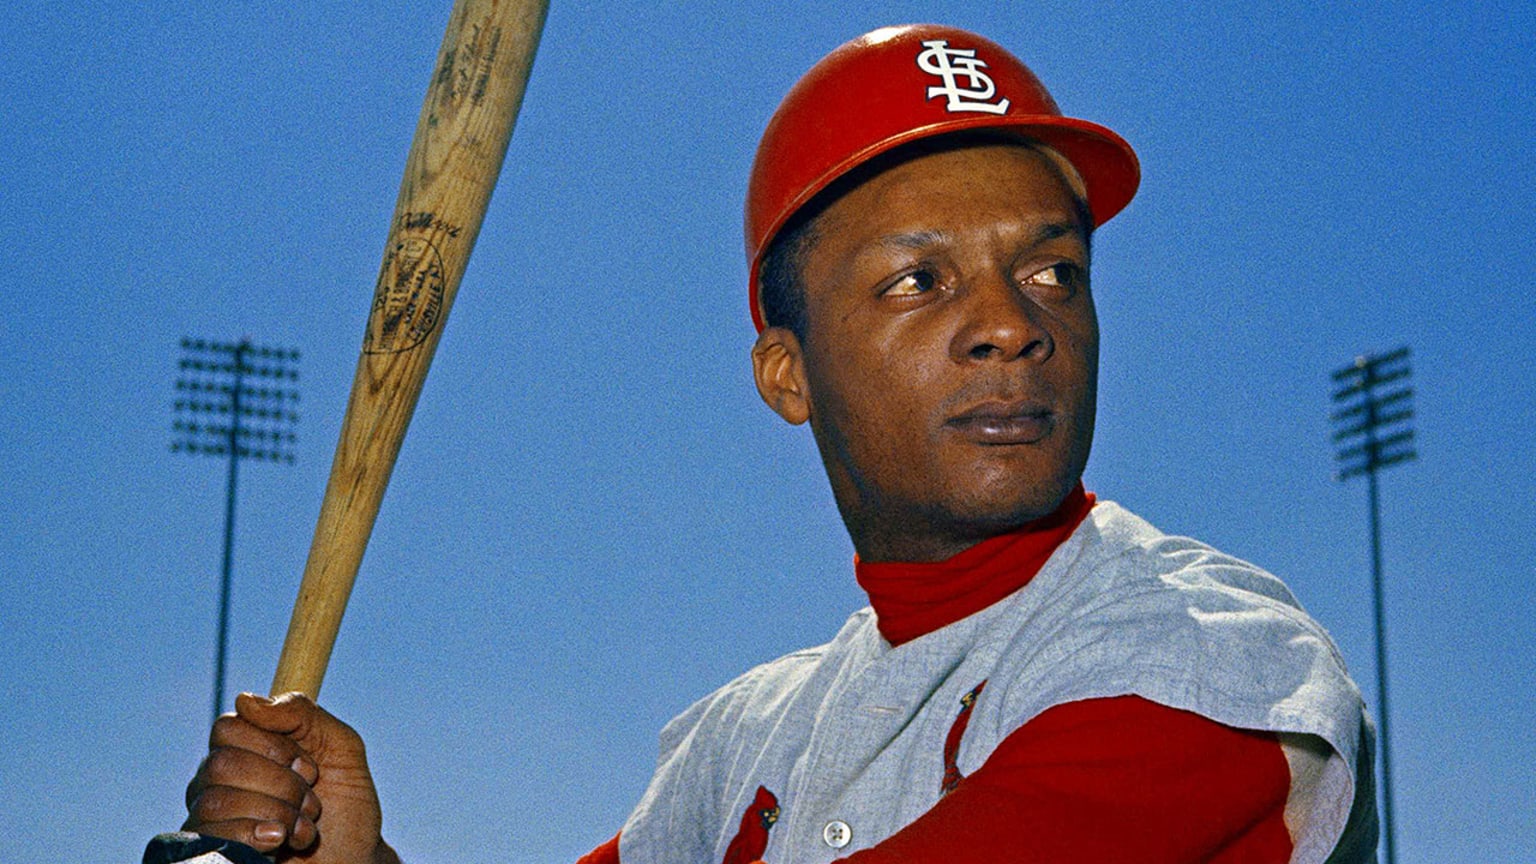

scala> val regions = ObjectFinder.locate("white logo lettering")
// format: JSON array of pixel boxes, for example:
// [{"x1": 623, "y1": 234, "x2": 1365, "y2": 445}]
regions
[{"x1": 916, "y1": 39, "x2": 1010, "y2": 115}]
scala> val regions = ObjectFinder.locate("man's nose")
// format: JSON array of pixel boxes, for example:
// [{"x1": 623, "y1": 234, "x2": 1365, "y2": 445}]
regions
[{"x1": 948, "y1": 275, "x2": 1054, "y2": 364}]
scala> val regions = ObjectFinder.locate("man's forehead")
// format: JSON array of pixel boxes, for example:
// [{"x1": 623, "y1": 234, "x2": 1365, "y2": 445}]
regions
[
  {"x1": 814, "y1": 139, "x2": 1094, "y2": 240},
  {"x1": 872, "y1": 222, "x2": 1084, "y2": 251}
]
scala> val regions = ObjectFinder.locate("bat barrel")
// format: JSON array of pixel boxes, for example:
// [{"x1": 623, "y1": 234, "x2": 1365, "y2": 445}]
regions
[{"x1": 271, "y1": 0, "x2": 549, "y2": 699}]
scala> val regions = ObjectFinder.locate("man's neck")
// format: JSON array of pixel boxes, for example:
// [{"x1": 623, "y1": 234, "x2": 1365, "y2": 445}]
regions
[{"x1": 854, "y1": 484, "x2": 1096, "y2": 646}]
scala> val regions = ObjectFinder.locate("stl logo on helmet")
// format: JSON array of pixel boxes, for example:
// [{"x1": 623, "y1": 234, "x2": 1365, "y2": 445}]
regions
[{"x1": 916, "y1": 39, "x2": 1011, "y2": 115}]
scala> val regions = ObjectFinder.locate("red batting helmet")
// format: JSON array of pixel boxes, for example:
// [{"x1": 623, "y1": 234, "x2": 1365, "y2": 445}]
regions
[{"x1": 745, "y1": 24, "x2": 1141, "y2": 331}]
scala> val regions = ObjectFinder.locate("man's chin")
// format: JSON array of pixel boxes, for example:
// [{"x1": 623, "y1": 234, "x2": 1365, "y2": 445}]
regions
[
  {"x1": 950, "y1": 452, "x2": 1082, "y2": 517},
  {"x1": 937, "y1": 476, "x2": 1080, "y2": 538}
]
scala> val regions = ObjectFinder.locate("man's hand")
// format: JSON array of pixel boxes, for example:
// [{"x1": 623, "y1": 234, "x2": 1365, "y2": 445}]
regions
[{"x1": 184, "y1": 692, "x2": 399, "y2": 864}]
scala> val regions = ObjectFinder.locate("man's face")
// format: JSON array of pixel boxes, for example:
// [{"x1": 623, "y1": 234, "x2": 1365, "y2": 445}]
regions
[{"x1": 754, "y1": 143, "x2": 1099, "y2": 562}]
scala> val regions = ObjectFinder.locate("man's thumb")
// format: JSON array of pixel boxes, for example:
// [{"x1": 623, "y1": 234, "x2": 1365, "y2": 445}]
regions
[
  {"x1": 234, "y1": 690, "x2": 365, "y2": 767},
  {"x1": 233, "y1": 690, "x2": 316, "y2": 736}
]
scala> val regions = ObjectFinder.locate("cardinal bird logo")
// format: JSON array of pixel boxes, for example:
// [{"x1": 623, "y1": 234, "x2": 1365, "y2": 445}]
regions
[
  {"x1": 941, "y1": 680, "x2": 988, "y2": 796},
  {"x1": 721, "y1": 785, "x2": 780, "y2": 864}
]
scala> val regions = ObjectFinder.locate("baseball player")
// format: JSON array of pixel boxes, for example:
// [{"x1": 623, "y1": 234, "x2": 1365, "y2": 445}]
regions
[{"x1": 163, "y1": 23, "x2": 1378, "y2": 864}]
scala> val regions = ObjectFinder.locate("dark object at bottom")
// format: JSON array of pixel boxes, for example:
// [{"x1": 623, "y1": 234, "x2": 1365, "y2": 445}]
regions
[{"x1": 143, "y1": 832, "x2": 268, "y2": 864}]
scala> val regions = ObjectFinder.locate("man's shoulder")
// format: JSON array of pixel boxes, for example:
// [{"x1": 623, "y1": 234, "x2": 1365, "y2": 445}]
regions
[
  {"x1": 1051, "y1": 500, "x2": 1351, "y2": 678},
  {"x1": 984, "y1": 500, "x2": 1365, "y2": 754},
  {"x1": 1073, "y1": 500, "x2": 1309, "y2": 617}
]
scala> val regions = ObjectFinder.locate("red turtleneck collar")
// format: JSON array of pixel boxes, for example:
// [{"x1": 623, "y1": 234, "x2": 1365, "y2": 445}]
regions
[{"x1": 854, "y1": 484, "x2": 1096, "y2": 647}]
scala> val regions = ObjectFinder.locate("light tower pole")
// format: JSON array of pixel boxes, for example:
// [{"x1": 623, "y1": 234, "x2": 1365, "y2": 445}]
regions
[
  {"x1": 1330, "y1": 345, "x2": 1416, "y2": 864},
  {"x1": 172, "y1": 338, "x2": 300, "y2": 723}
]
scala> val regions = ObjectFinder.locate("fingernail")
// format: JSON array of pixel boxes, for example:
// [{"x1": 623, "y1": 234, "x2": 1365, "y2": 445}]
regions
[
  {"x1": 291, "y1": 756, "x2": 318, "y2": 783},
  {"x1": 254, "y1": 822, "x2": 285, "y2": 844}
]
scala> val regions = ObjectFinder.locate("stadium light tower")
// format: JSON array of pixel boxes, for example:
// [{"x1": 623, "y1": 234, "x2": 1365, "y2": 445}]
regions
[
  {"x1": 172, "y1": 338, "x2": 300, "y2": 724},
  {"x1": 1330, "y1": 345, "x2": 1415, "y2": 864}
]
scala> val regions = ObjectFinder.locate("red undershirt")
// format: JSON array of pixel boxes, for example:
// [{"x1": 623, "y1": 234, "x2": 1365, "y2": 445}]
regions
[{"x1": 578, "y1": 486, "x2": 1293, "y2": 863}]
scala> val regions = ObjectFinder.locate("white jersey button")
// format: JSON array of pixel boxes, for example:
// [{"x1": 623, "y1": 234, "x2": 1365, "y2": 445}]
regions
[{"x1": 822, "y1": 820, "x2": 852, "y2": 849}]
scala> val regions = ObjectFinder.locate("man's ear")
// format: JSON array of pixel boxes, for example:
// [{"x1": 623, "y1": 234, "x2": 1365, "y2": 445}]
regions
[{"x1": 752, "y1": 326, "x2": 811, "y2": 425}]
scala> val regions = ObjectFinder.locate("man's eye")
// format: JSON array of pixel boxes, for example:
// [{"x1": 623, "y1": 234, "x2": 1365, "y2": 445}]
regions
[
  {"x1": 884, "y1": 270, "x2": 938, "y2": 296},
  {"x1": 1023, "y1": 263, "x2": 1080, "y2": 289}
]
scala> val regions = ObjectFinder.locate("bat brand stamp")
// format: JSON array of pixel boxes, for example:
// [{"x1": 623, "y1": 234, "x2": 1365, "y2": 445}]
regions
[
  {"x1": 400, "y1": 210, "x2": 463, "y2": 238},
  {"x1": 436, "y1": 23, "x2": 503, "y2": 108},
  {"x1": 363, "y1": 236, "x2": 446, "y2": 354}
]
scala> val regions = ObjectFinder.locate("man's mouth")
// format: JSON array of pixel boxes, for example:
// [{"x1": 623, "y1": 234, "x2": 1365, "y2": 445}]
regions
[{"x1": 945, "y1": 400, "x2": 1055, "y2": 445}]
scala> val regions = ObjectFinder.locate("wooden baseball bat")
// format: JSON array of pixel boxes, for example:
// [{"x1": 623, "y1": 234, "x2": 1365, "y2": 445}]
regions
[{"x1": 271, "y1": 0, "x2": 549, "y2": 699}]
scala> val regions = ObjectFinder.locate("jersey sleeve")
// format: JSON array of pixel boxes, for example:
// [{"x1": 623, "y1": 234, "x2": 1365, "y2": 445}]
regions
[
  {"x1": 838, "y1": 695, "x2": 1294, "y2": 863},
  {"x1": 574, "y1": 833, "x2": 621, "y2": 864}
]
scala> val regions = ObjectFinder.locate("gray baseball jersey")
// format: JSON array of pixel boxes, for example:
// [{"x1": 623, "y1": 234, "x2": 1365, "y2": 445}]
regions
[{"x1": 619, "y1": 501, "x2": 1377, "y2": 864}]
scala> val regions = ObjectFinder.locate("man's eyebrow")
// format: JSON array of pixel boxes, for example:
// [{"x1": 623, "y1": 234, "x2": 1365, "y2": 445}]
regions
[
  {"x1": 876, "y1": 220, "x2": 1086, "y2": 251},
  {"x1": 1033, "y1": 221, "x2": 1084, "y2": 244},
  {"x1": 878, "y1": 229, "x2": 951, "y2": 250}
]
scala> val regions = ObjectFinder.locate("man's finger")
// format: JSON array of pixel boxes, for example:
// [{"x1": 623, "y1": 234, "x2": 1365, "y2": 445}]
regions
[
  {"x1": 185, "y1": 786, "x2": 318, "y2": 852},
  {"x1": 186, "y1": 819, "x2": 284, "y2": 854},
  {"x1": 200, "y1": 746, "x2": 316, "y2": 812},
  {"x1": 209, "y1": 711, "x2": 311, "y2": 771}
]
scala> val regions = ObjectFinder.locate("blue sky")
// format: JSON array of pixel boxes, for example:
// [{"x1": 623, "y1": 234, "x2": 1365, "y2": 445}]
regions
[{"x1": 1, "y1": 1, "x2": 1532, "y2": 861}]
